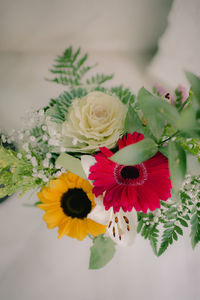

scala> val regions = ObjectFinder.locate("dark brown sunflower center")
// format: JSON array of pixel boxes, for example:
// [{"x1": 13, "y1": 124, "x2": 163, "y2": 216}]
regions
[
  {"x1": 61, "y1": 188, "x2": 92, "y2": 219},
  {"x1": 120, "y1": 166, "x2": 140, "y2": 179}
]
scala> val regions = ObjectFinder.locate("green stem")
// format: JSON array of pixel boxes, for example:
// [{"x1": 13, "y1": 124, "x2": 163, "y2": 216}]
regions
[{"x1": 158, "y1": 130, "x2": 180, "y2": 146}]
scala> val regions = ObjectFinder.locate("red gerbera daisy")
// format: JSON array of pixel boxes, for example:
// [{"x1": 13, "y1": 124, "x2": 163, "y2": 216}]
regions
[{"x1": 89, "y1": 132, "x2": 172, "y2": 213}]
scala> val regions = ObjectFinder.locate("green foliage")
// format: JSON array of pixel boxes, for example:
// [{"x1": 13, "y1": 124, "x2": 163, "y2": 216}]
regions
[
  {"x1": 190, "y1": 202, "x2": 200, "y2": 248},
  {"x1": 157, "y1": 204, "x2": 185, "y2": 256},
  {"x1": 45, "y1": 88, "x2": 87, "y2": 123},
  {"x1": 86, "y1": 73, "x2": 114, "y2": 86},
  {"x1": 48, "y1": 46, "x2": 113, "y2": 88},
  {"x1": 168, "y1": 141, "x2": 187, "y2": 193},
  {"x1": 137, "y1": 87, "x2": 179, "y2": 141},
  {"x1": 111, "y1": 86, "x2": 135, "y2": 104},
  {"x1": 124, "y1": 105, "x2": 144, "y2": 134},
  {"x1": 0, "y1": 147, "x2": 38, "y2": 197},
  {"x1": 185, "y1": 71, "x2": 200, "y2": 105},
  {"x1": 110, "y1": 138, "x2": 158, "y2": 165},
  {"x1": 137, "y1": 213, "x2": 159, "y2": 255},
  {"x1": 89, "y1": 235, "x2": 116, "y2": 269}
]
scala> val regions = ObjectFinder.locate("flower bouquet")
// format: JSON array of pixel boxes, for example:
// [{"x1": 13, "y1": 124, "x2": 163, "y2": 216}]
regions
[{"x1": 0, "y1": 47, "x2": 200, "y2": 269}]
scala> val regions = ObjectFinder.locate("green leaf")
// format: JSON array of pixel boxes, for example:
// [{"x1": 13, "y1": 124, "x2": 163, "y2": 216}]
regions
[
  {"x1": 138, "y1": 87, "x2": 179, "y2": 141},
  {"x1": 176, "y1": 107, "x2": 200, "y2": 138},
  {"x1": 89, "y1": 235, "x2": 116, "y2": 270},
  {"x1": 185, "y1": 71, "x2": 200, "y2": 104},
  {"x1": 168, "y1": 141, "x2": 186, "y2": 193},
  {"x1": 124, "y1": 105, "x2": 144, "y2": 134},
  {"x1": 110, "y1": 138, "x2": 158, "y2": 165},
  {"x1": 190, "y1": 208, "x2": 200, "y2": 249},
  {"x1": 55, "y1": 153, "x2": 87, "y2": 179},
  {"x1": 187, "y1": 154, "x2": 200, "y2": 176}
]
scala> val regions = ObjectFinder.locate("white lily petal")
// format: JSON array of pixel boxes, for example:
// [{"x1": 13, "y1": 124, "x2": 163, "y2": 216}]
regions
[
  {"x1": 81, "y1": 155, "x2": 96, "y2": 179},
  {"x1": 107, "y1": 208, "x2": 137, "y2": 247},
  {"x1": 88, "y1": 196, "x2": 110, "y2": 225}
]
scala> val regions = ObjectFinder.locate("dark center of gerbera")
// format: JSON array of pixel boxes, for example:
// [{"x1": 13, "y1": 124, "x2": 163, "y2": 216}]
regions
[
  {"x1": 120, "y1": 166, "x2": 140, "y2": 179},
  {"x1": 61, "y1": 188, "x2": 92, "y2": 219}
]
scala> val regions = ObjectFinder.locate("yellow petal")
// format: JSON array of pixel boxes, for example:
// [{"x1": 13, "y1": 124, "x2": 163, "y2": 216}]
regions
[{"x1": 87, "y1": 219, "x2": 106, "y2": 237}]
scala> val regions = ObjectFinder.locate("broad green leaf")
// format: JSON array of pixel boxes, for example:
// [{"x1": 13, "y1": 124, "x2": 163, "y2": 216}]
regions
[
  {"x1": 159, "y1": 145, "x2": 169, "y2": 158},
  {"x1": 168, "y1": 141, "x2": 186, "y2": 193},
  {"x1": 185, "y1": 71, "x2": 200, "y2": 104},
  {"x1": 124, "y1": 105, "x2": 144, "y2": 134},
  {"x1": 190, "y1": 209, "x2": 200, "y2": 249},
  {"x1": 138, "y1": 87, "x2": 179, "y2": 141},
  {"x1": 56, "y1": 153, "x2": 87, "y2": 179},
  {"x1": 176, "y1": 107, "x2": 200, "y2": 138},
  {"x1": 89, "y1": 235, "x2": 116, "y2": 269},
  {"x1": 110, "y1": 138, "x2": 158, "y2": 165},
  {"x1": 187, "y1": 154, "x2": 200, "y2": 176}
]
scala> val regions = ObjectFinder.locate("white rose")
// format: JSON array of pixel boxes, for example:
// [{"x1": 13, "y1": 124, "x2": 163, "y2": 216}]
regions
[{"x1": 59, "y1": 91, "x2": 127, "y2": 152}]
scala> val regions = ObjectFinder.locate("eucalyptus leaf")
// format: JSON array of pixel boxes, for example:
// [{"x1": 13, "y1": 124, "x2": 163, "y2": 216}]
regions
[
  {"x1": 185, "y1": 71, "x2": 200, "y2": 104},
  {"x1": 110, "y1": 138, "x2": 158, "y2": 165},
  {"x1": 124, "y1": 105, "x2": 144, "y2": 134},
  {"x1": 187, "y1": 154, "x2": 200, "y2": 176},
  {"x1": 55, "y1": 153, "x2": 87, "y2": 179},
  {"x1": 89, "y1": 235, "x2": 116, "y2": 270},
  {"x1": 176, "y1": 107, "x2": 200, "y2": 138},
  {"x1": 138, "y1": 87, "x2": 179, "y2": 141},
  {"x1": 168, "y1": 141, "x2": 186, "y2": 193}
]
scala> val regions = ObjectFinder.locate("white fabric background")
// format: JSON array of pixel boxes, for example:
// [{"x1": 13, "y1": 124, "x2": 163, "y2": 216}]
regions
[
  {"x1": 148, "y1": 0, "x2": 200, "y2": 88},
  {"x1": 0, "y1": 1, "x2": 200, "y2": 300}
]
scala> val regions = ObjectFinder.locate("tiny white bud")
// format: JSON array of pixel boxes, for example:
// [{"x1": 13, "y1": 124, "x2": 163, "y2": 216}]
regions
[
  {"x1": 42, "y1": 176, "x2": 49, "y2": 183},
  {"x1": 39, "y1": 109, "x2": 44, "y2": 117},
  {"x1": 26, "y1": 154, "x2": 32, "y2": 160},
  {"x1": 42, "y1": 135, "x2": 48, "y2": 142},
  {"x1": 42, "y1": 125, "x2": 47, "y2": 131},
  {"x1": 46, "y1": 153, "x2": 51, "y2": 159},
  {"x1": 23, "y1": 143, "x2": 29, "y2": 152},
  {"x1": 1, "y1": 135, "x2": 6, "y2": 143},
  {"x1": 17, "y1": 153, "x2": 22, "y2": 159},
  {"x1": 31, "y1": 157, "x2": 38, "y2": 167},
  {"x1": 43, "y1": 159, "x2": 49, "y2": 168},
  {"x1": 30, "y1": 136, "x2": 36, "y2": 142}
]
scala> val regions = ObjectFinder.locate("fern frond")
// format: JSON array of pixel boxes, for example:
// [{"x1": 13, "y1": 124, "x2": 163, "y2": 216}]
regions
[
  {"x1": 111, "y1": 86, "x2": 135, "y2": 104},
  {"x1": 45, "y1": 88, "x2": 87, "y2": 123},
  {"x1": 48, "y1": 46, "x2": 95, "y2": 87},
  {"x1": 190, "y1": 202, "x2": 200, "y2": 248}
]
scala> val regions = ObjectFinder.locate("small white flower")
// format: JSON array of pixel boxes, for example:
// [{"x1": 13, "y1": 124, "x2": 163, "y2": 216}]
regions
[
  {"x1": 39, "y1": 109, "x2": 44, "y2": 117},
  {"x1": 42, "y1": 125, "x2": 47, "y2": 131},
  {"x1": 42, "y1": 135, "x2": 48, "y2": 142},
  {"x1": 23, "y1": 143, "x2": 29, "y2": 152},
  {"x1": 46, "y1": 153, "x2": 51, "y2": 159},
  {"x1": 55, "y1": 171, "x2": 62, "y2": 177},
  {"x1": 17, "y1": 153, "x2": 22, "y2": 159},
  {"x1": 31, "y1": 157, "x2": 38, "y2": 167},
  {"x1": 30, "y1": 136, "x2": 36, "y2": 142},
  {"x1": 43, "y1": 159, "x2": 49, "y2": 168},
  {"x1": 26, "y1": 154, "x2": 32, "y2": 160},
  {"x1": 1, "y1": 135, "x2": 6, "y2": 143}
]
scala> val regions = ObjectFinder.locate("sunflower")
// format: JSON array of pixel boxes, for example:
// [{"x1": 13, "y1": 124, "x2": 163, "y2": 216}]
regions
[
  {"x1": 89, "y1": 132, "x2": 172, "y2": 213},
  {"x1": 37, "y1": 172, "x2": 106, "y2": 240}
]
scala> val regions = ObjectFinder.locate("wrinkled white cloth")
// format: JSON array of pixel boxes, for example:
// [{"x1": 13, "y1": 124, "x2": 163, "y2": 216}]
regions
[
  {"x1": 0, "y1": 1, "x2": 200, "y2": 300},
  {"x1": 149, "y1": 0, "x2": 200, "y2": 88}
]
